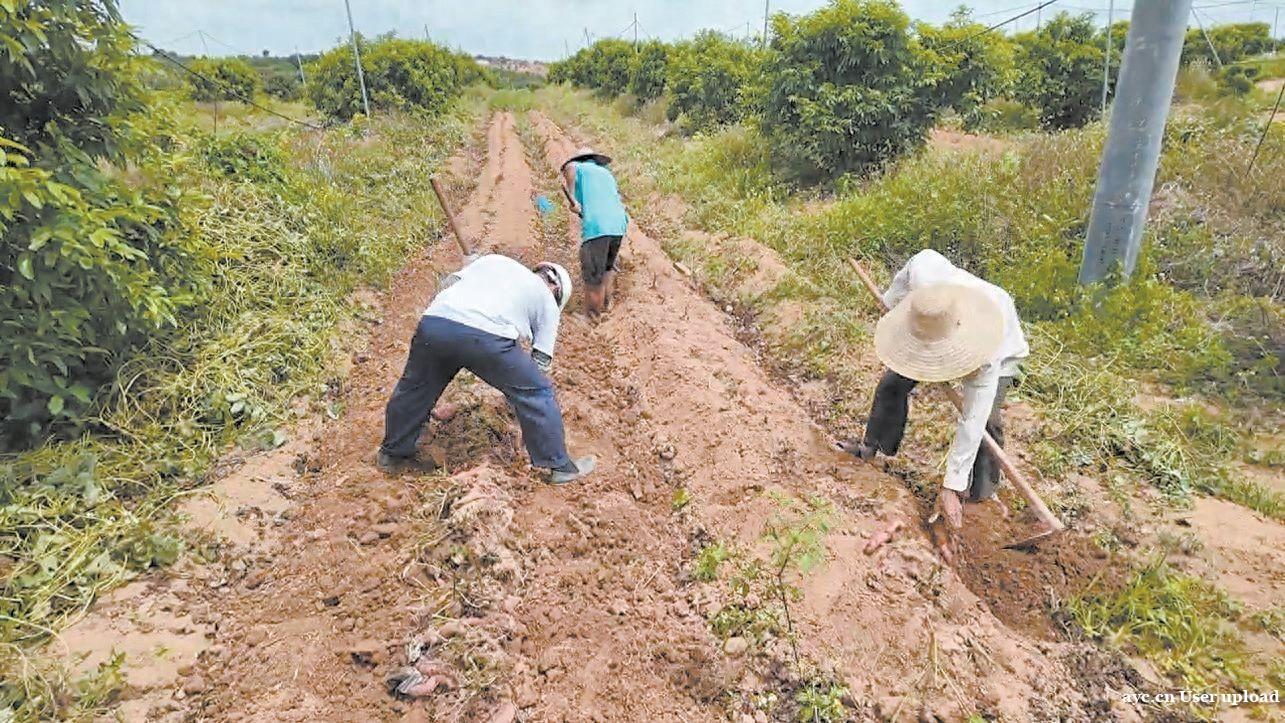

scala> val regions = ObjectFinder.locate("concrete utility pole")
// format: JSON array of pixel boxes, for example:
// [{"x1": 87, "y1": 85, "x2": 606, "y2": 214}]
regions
[
  {"x1": 343, "y1": 0, "x2": 371, "y2": 118},
  {"x1": 1080, "y1": 0, "x2": 1193, "y2": 285},
  {"x1": 633, "y1": 12, "x2": 638, "y2": 47},
  {"x1": 198, "y1": 30, "x2": 218, "y2": 133},
  {"x1": 1101, "y1": 0, "x2": 1115, "y2": 115},
  {"x1": 1274, "y1": 7, "x2": 1280, "y2": 54},
  {"x1": 295, "y1": 47, "x2": 306, "y2": 85},
  {"x1": 763, "y1": 0, "x2": 770, "y2": 49},
  {"x1": 583, "y1": 27, "x2": 592, "y2": 47}
]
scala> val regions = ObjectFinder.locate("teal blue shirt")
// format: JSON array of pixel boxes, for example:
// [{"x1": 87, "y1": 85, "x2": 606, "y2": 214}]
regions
[{"x1": 572, "y1": 162, "x2": 628, "y2": 241}]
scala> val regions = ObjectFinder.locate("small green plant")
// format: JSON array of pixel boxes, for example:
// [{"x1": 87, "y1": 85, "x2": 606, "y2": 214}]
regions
[
  {"x1": 693, "y1": 542, "x2": 730, "y2": 582},
  {"x1": 795, "y1": 679, "x2": 849, "y2": 722},
  {"x1": 1247, "y1": 606, "x2": 1284, "y2": 640},
  {"x1": 764, "y1": 495, "x2": 833, "y2": 666},
  {"x1": 671, "y1": 487, "x2": 692, "y2": 511}
]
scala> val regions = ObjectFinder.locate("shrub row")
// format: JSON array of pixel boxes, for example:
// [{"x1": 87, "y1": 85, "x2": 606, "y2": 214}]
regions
[{"x1": 549, "y1": 1, "x2": 1281, "y2": 180}]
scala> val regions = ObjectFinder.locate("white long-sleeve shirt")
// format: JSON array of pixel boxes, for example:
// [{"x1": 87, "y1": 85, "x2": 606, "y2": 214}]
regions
[
  {"x1": 883, "y1": 250, "x2": 1029, "y2": 492},
  {"x1": 425, "y1": 254, "x2": 561, "y2": 360}
]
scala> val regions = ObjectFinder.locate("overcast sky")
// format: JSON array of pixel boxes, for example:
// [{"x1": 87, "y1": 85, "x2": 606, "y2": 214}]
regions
[{"x1": 120, "y1": 1, "x2": 1281, "y2": 61}]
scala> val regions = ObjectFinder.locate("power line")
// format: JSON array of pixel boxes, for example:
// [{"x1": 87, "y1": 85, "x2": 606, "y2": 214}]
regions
[
  {"x1": 1245, "y1": 80, "x2": 1283, "y2": 176},
  {"x1": 153, "y1": 30, "x2": 200, "y2": 48},
  {"x1": 939, "y1": 0, "x2": 1061, "y2": 50},
  {"x1": 196, "y1": 31, "x2": 256, "y2": 58},
  {"x1": 974, "y1": 3, "x2": 1040, "y2": 19},
  {"x1": 135, "y1": 35, "x2": 325, "y2": 131},
  {"x1": 1191, "y1": 6, "x2": 1225, "y2": 67}
]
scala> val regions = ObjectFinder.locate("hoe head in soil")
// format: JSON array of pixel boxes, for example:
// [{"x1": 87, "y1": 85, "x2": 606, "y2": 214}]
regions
[{"x1": 1002, "y1": 522, "x2": 1063, "y2": 550}]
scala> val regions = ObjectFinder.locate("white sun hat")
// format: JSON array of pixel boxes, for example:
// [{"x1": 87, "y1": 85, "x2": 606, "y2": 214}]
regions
[
  {"x1": 874, "y1": 284, "x2": 1005, "y2": 382},
  {"x1": 534, "y1": 261, "x2": 573, "y2": 311}
]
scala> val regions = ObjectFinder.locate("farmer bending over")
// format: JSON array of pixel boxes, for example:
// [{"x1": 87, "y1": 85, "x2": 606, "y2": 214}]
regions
[
  {"x1": 561, "y1": 146, "x2": 628, "y2": 317},
  {"x1": 378, "y1": 254, "x2": 596, "y2": 484},
  {"x1": 844, "y1": 249, "x2": 1028, "y2": 556}
]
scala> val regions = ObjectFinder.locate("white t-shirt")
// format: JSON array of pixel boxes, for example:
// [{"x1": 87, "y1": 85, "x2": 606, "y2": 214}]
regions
[
  {"x1": 882, "y1": 249, "x2": 1029, "y2": 493},
  {"x1": 424, "y1": 254, "x2": 561, "y2": 359}
]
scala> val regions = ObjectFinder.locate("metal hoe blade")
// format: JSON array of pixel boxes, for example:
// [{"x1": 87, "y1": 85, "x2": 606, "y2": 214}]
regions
[{"x1": 1003, "y1": 524, "x2": 1063, "y2": 550}]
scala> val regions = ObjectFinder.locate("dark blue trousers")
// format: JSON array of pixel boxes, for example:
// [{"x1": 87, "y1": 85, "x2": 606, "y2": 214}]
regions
[{"x1": 380, "y1": 315, "x2": 572, "y2": 469}]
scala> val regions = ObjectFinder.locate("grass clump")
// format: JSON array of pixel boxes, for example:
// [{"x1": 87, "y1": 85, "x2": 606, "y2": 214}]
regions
[{"x1": 1068, "y1": 562, "x2": 1265, "y2": 698}]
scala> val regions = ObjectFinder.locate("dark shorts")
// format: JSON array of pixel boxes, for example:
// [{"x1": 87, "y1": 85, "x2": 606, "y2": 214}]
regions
[{"x1": 579, "y1": 235, "x2": 623, "y2": 285}]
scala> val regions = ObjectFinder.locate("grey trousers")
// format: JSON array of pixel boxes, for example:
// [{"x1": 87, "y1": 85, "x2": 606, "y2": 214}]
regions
[{"x1": 862, "y1": 369, "x2": 1011, "y2": 501}]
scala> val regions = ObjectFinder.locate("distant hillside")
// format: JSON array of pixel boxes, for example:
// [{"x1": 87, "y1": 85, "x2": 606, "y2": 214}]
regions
[{"x1": 475, "y1": 55, "x2": 547, "y2": 77}]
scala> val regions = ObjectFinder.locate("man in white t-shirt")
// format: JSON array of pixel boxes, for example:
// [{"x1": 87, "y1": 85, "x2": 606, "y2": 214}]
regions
[
  {"x1": 843, "y1": 249, "x2": 1029, "y2": 540},
  {"x1": 378, "y1": 254, "x2": 596, "y2": 484}
]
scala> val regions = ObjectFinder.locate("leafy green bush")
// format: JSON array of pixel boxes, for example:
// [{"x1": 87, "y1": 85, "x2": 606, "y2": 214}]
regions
[
  {"x1": 1217, "y1": 65, "x2": 1258, "y2": 96},
  {"x1": 666, "y1": 32, "x2": 763, "y2": 132},
  {"x1": 916, "y1": 7, "x2": 1017, "y2": 128},
  {"x1": 1183, "y1": 22, "x2": 1274, "y2": 67},
  {"x1": 759, "y1": 0, "x2": 938, "y2": 181},
  {"x1": 1, "y1": 0, "x2": 197, "y2": 448},
  {"x1": 974, "y1": 98, "x2": 1040, "y2": 133},
  {"x1": 264, "y1": 71, "x2": 302, "y2": 101},
  {"x1": 307, "y1": 35, "x2": 479, "y2": 119},
  {"x1": 628, "y1": 40, "x2": 669, "y2": 101},
  {"x1": 187, "y1": 57, "x2": 262, "y2": 101},
  {"x1": 1013, "y1": 12, "x2": 1110, "y2": 130},
  {"x1": 547, "y1": 39, "x2": 634, "y2": 97}
]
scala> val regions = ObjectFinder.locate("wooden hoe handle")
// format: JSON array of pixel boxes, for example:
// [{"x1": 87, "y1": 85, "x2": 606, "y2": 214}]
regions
[
  {"x1": 846, "y1": 257, "x2": 1064, "y2": 533},
  {"x1": 430, "y1": 177, "x2": 472, "y2": 257}
]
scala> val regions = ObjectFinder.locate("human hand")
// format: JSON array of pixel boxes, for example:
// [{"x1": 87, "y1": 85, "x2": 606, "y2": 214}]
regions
[
  {"x1": 932, "y1": 489, "x2": 964, "y2": 563},
  {"x1": 937, "y1": 489, "x2": 963, "y2": 530}
]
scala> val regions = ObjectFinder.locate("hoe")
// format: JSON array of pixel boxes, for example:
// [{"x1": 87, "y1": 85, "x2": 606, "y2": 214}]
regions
[
  {"x1": 847, "y1": 257, "x2": 1065, "y2": 550},
  {"x1": 430, "y1": 177, "x2": 474, "y2": 258}
]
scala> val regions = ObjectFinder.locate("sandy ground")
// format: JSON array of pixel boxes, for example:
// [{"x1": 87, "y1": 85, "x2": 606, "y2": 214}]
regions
[{"x1": 54, "y1": 111, "x2": 1171, "y2": 721}]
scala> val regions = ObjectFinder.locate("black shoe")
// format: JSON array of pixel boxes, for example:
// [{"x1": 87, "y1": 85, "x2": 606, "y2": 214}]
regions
[
  {"x1": 838, "y1": 440, "x2": 877, "y2": 462},
  {"x1": 376, "y1": 449, "x2": 438, "y2": 474}
]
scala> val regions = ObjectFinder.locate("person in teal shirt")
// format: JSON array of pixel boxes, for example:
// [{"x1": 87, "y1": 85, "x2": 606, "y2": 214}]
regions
[{"x1": 561, "y1": 147, "x2": 628, "y2": 317}]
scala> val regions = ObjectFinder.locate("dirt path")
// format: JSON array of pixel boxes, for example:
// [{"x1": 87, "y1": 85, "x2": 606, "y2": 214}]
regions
[
  {"x1": 57, "y1": 109, "x2": 1148, "y2": 722},
  {"x1": 455, "y1": 110, "x2": 537, "y2": 257}
]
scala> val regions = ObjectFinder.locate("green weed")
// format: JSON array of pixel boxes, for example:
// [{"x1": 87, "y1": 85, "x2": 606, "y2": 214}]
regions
[
  {"x1": 1068, "y1": 562, "x2": 1257, "y2": 693},
  {"x1": 692, "y1": 542, "x2": 730, "y2": 582},
  {"x1": 794, "y1": 679, "x2": 849, "y2": 722}
]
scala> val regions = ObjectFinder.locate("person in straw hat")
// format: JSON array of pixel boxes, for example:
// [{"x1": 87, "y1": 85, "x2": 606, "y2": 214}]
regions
[
  {"x1": 843, "y1": 249, "x2": 1029, "y2": 545},
  {"x1": 560, "y1": 146, "x2": 628, "y2": 317}
]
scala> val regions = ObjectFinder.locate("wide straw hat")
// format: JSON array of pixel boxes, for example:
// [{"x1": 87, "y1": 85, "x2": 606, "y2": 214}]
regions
[
  {"x1": 874, "y1": 284, "x2": 1005, "y2": 382},
  {"x1": 561, "y1": 146, "x2": 612, "y2": 169}
]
